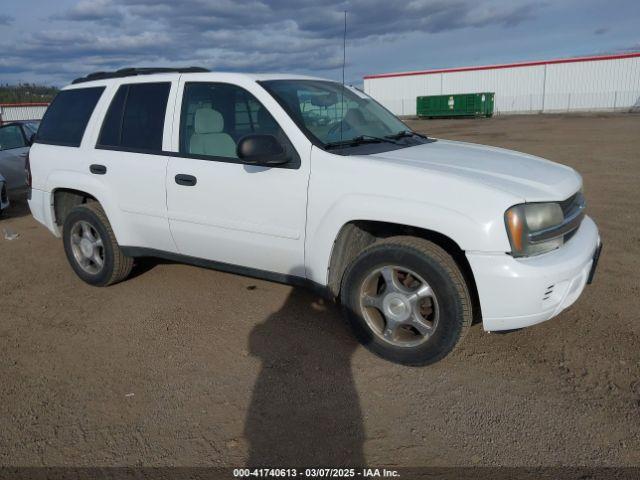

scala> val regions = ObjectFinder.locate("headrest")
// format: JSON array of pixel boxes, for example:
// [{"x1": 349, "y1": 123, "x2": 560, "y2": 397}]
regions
[{"x1": 194, "y1": 108, "x2": 224, "y2": 134}]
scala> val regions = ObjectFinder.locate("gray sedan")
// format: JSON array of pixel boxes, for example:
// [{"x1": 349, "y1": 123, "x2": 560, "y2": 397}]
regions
[{"x1": 0, "y1": 121, "x2": 38, "y2": 201}]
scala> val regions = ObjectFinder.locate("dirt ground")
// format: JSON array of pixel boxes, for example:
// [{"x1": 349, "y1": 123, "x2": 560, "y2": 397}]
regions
[{"x1": 1, "y1": 113, "x2": 639, "y2": 468}]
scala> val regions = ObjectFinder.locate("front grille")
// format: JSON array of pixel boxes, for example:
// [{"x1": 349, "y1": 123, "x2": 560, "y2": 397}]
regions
[
  {"x1": 561, "y1": 191, "x2": 585, "y2": 243},
  {"x1": 559, "y1": 191, "x2": 585, "y2": 217}
]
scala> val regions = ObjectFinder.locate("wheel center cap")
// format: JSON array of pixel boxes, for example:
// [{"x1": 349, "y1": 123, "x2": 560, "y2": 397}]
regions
[
  {"x1": 383, "y1": 294, "x2": 411, "y2": 321},
  {"x1": 80, "y1": 238, "x2": 94, "y2": 257}
]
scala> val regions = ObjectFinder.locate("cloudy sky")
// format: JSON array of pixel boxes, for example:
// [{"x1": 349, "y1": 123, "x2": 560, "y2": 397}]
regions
[{"x1": 1, "y1": 0, "x2": 638, "y2": 86}]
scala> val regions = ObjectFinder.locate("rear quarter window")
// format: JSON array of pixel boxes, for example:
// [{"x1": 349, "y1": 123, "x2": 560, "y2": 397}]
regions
[
  {"x1": 97, "y1": 82, "x2": 170, "y2": 152},
  {"x1": 36, "y1": 87, "x2": 105, "y2": 147}
]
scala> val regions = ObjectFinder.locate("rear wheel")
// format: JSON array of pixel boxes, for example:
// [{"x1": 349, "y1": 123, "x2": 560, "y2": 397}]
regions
[
  {"x1": 340, "y1": 236, "x2": 472, "y2": 366},
  {"x1": 62, "y1": 202, "x2": 133, "y2": 286}
]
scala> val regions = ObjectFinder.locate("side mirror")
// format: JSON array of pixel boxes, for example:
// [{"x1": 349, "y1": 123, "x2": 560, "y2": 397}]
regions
[{"x1": 237, "y1": 134, "x2": 288, "y2": 167}]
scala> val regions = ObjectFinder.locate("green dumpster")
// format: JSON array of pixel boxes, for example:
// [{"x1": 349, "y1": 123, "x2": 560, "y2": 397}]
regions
[{"x1": 416, "y1": 92, "x2": 494, "y2": 118}]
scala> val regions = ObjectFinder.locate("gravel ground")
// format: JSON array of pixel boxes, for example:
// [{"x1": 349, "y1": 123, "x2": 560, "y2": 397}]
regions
[{"x1": 0, "y1": 113, "x2": 638, "y2": 467}]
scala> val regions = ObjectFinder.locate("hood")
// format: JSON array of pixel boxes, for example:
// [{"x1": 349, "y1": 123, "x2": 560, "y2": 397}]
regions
[{"x1": 368, "y1": 139, "x2": 581, "y2": 202}]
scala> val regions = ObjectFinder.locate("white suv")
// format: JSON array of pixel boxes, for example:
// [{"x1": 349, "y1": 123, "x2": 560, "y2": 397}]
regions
[{"x1": 27, "y1": 67, "x2": 601, "y2": 365}]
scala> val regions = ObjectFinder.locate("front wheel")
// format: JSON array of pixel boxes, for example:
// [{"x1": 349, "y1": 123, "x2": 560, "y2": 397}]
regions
[
  {"x1": 340, "y1": 236, "x2": 472, "y2": 366},
  {"x1": 62, "y1": 202, "x2": 133, "y2": 286}
]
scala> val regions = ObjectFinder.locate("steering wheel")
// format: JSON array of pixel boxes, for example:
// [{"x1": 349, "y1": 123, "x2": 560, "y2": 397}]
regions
[{"x1": 327, "y1": 120, "x2": 349, "y2": 139}]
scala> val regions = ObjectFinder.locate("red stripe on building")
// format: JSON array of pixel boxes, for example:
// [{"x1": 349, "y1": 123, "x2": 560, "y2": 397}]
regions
[
  {"x1": 363, "y1": 52, "x2": 640, "y2": 80},
  {"x1": 0, "y1": 102, "x2": 49, "y2": 107}
]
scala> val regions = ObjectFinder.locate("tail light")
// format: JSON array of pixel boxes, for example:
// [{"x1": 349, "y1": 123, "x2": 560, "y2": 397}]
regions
[{"x1": 25, "y1": 150, "x2": 32, "y2": 188}]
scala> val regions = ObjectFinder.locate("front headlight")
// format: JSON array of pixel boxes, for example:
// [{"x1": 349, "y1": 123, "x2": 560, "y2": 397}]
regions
[{"x1": 505, "y1": 202, "x2": 564, "y2": 257}]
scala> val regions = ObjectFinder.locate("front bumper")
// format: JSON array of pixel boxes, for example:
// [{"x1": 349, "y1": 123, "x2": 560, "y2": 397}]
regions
[{"x1": 467, "y1": 216, "x2": 600, "y2": 331}]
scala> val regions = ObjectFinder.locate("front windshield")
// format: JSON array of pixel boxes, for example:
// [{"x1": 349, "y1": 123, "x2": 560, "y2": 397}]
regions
[{"x1": 261, "y1": 80, "x2": 409, "y2": 147}]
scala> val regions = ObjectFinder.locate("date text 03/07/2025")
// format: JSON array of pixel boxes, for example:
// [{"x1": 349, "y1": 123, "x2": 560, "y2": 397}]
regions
[{"x1": 233, "y1": 467, "x2": 401, "y2": 478}]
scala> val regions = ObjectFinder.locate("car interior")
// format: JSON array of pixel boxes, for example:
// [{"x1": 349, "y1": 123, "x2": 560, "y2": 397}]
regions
[{"x1": 180, "y1": 83, "x2": 285, "y2": 159}]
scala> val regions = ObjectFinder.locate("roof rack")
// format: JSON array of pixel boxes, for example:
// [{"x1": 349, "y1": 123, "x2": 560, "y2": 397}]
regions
[{"x1": 71, "y1": 67, "x2": 210, "y2": 84}]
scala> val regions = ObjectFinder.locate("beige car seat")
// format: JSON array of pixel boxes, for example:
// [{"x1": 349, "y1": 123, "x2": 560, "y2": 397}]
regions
[{"x1": 190, "y1": 108, "x2": 237, "y2": 157}]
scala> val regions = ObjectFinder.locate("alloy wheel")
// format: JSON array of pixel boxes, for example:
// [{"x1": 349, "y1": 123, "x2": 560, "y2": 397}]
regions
[{"x1": 359, "y1": 265, "x2": 439, "y2": 347}]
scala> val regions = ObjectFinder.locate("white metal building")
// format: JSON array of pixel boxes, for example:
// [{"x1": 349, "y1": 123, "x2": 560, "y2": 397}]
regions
[
  {"x1": 0, "y1": 103, "x2": 49, "y2": 125},
  {"x1": 363, "y1": 52, "x2": 640, "y2": 116}
]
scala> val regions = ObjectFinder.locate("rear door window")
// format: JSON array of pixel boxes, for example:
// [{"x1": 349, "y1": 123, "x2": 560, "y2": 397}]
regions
[
  {"x1": 98, "y1": 82, "x2": 170, "y2": 152},
  {"x1": 36, "y1": 87, "x2": 105, "y2": 147},
  {"x1": 97, "y1": 86, "x2": 127, "y2": 147}
]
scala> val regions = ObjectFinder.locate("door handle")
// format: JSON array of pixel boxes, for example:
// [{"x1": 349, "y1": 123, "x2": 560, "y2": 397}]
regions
[
  {"x1": 90, "y1": 164, "x2": 107, "y2": 175},
  {"x1": 18, "y1": 152, "x2": 28, "y2": 158},
  {"x1": 175, "y1": 174, "x2": 197, "y2": 186}
]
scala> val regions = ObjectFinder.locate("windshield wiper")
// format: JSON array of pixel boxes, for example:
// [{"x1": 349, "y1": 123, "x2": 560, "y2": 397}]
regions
[
  {"x1": 385, "y1": 129, "x2": 428, "y2": 140},
  {"x1": 324, "y1": 135, "x2": 400, "y2": 149}
]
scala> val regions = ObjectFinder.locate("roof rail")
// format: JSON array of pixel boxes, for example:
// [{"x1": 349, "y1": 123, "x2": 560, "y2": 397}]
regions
[{"x1": 71, "y1": 67, "x2": 210, "y2": 84}]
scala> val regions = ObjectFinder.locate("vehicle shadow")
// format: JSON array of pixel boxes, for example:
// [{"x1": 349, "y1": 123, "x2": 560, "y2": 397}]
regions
[
  {"x1": 128, "y1": 257, "x2": 175, "y2": 279},
  {"x1": 244, "y1": 287, "x2": 365, "y2": 466}
]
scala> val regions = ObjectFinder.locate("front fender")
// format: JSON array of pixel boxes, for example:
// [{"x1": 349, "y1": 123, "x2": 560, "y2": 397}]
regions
[{"x1": 305, "y1": 193, "x2": 511, "y2": 286}]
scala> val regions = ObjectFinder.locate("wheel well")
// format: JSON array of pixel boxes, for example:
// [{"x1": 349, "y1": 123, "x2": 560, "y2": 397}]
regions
[
  {"x1": 53, "y1": 188, "x2": 97, "y2": 226},
  {"x1": 327, "y1": 220, "x2": 482, "y2": 323}
]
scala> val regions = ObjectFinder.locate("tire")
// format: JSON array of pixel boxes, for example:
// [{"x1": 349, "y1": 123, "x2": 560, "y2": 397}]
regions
[
  {"x1": 62, "y1": 202, "x2": 133, "y2": 286},
  {"x1": 0, "y1": 182, "x2": 7, "y2": 216},
  {"x1": 340, "y1": 236, "x2": 472, "y2": 366}
]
